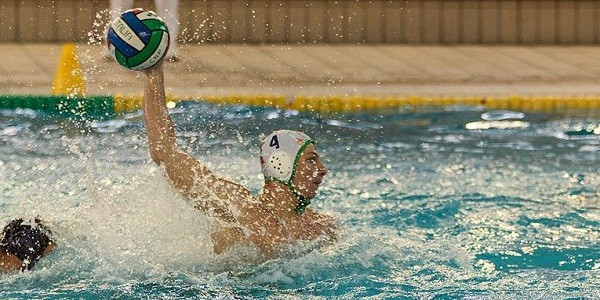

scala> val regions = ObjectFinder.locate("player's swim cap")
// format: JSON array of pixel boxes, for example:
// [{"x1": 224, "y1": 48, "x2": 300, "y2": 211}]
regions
[
  {"x1": 0, "y1": 218, "x2": 54, "y2": 271},
  {"x1": 260, "y1": 130, "x2": 314, "y2": 214},
  {"x1": 260, "y1": 130, "x2": 313, "y2": 184}
]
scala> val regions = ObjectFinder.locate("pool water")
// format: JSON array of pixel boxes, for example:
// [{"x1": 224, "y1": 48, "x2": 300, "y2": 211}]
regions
[{"x1": 1, "y1": 103, "x2": 600, "y2": 299}]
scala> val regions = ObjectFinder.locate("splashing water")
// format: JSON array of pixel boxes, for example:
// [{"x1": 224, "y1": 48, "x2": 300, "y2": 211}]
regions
[{"x1": 1, "y1": 104, "x2": 600, "y2": 298}]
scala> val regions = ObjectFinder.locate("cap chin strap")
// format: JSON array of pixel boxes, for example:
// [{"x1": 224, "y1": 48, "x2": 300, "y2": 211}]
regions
[
  {"x1": 291, "y1": 185, "x2": 311, "y2": 214},
  {"x1": 265, "y1": 177, "x2": 311, "y2": 214}
]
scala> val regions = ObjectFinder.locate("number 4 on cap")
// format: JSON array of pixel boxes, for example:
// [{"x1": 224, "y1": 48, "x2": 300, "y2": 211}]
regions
[{"x1": 270, "y1": 135, "x2": 280, "y2": 149}]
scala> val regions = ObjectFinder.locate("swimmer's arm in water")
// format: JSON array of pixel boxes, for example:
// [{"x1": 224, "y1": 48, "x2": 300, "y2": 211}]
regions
[
  {"x1": 142, "y1": 63, "x2": 252, "y2": 220},
  {"x1": 0, "y1": 245, "x2": 55, "y2": 273},
  {"x1": 0, "y1": 250, "x2": 22, "y2": 273},
  {"x1": 211, "y1": 226, "x2": 246, "y2": 254}
]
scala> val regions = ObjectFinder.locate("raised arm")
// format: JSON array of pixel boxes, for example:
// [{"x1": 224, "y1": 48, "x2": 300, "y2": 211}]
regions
[
  {"x1": 142, "y1": 63, "x2": 253, "y2": 219},
  {"x1": 143, "y1": 62, "x2": 212, "y2": 195}
]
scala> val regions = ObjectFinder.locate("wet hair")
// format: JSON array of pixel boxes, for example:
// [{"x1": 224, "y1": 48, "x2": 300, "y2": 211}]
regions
[{"x1": 0, "y1": 218, "x2": 54, "y2": 271}]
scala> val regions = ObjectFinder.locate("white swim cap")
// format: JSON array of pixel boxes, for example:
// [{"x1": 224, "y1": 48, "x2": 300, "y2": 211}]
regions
[{"x1": 260, "y1": 130, "x2": 313, "y2": 184}]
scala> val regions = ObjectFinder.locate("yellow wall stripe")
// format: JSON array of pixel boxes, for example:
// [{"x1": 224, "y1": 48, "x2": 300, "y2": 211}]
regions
[
  {"x1": 110, "y1": 94, "x2": 600, "y2": 113},
  {"x1": 116, "y1": 94, "x2": 600, "y2": 114}
]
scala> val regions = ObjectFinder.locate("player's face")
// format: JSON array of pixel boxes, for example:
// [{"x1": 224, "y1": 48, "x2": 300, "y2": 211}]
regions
[{"x1": 292, "y1": 144, "x2": 328, "y2": 199}]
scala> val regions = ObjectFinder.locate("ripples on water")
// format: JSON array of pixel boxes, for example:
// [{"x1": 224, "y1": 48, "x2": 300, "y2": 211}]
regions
[{"x1": 1, "y1": 104, "x2": 600, "y2": 299}]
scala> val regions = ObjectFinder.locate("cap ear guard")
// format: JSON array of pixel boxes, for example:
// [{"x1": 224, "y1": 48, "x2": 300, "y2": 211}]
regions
[
  {"x1": 264, "y1": 151, "x2": 293, "y2": 181},
  {"x1": 260, "y1": 130, "x2": 315, "y2": 214}
]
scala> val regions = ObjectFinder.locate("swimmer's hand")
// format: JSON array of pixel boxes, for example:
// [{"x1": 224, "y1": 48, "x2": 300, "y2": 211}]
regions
[
  {"x1": 317, "y1": 214, "x2": 338, "y2": 241},
  {"x1": 301, "y1": 210, "x2": 338, "y2": 242}
]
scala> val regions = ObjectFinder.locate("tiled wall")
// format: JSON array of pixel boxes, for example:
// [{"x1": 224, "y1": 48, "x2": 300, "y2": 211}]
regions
[{"x1": 1, "y1": 0, "x2": 599, "y2": 44}]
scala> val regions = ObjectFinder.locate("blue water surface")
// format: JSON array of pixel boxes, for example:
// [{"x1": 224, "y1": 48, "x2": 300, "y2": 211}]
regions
[{"x1": 1, "y1": 103, "x2": 600, "y2": 299}]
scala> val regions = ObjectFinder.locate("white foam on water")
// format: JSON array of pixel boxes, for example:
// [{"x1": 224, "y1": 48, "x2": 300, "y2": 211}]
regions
[{"x1": 72, "y1": 167, "x2": 215, "y2": 278}]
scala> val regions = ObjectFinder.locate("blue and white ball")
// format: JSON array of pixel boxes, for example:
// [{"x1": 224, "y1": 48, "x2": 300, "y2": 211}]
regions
[{"x1": 107, "y1": 8, "x2": 170, "y2": 71}]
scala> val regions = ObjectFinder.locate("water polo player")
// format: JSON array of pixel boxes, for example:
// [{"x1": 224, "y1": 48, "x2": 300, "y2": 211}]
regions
[
  {"x1": 0, "y1": 218, "x2": 56, "y2": 272},
  {"x1": 140, "y1": 62, "x2": 336, "y2": 257}
]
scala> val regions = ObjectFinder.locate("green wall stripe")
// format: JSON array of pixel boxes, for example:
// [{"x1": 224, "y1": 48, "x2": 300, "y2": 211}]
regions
[{"x1": 0, "y1": 95, "x2": 114, "y2": 117}]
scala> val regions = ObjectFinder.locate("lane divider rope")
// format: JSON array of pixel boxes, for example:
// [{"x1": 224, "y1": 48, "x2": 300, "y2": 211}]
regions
[{"x1": 1, "y1": 94, "x2": 600, "y2": 116}]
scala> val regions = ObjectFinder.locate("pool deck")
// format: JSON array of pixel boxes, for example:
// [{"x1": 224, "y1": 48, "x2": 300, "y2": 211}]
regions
[{"x1": 1, "y1": 43, "x2": 600, "y2": 98}]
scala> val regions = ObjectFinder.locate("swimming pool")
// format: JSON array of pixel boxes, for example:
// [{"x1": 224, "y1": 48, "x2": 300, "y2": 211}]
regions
[{"x1": 1, "y1": 102, "x2": 600, "y2": 298}]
